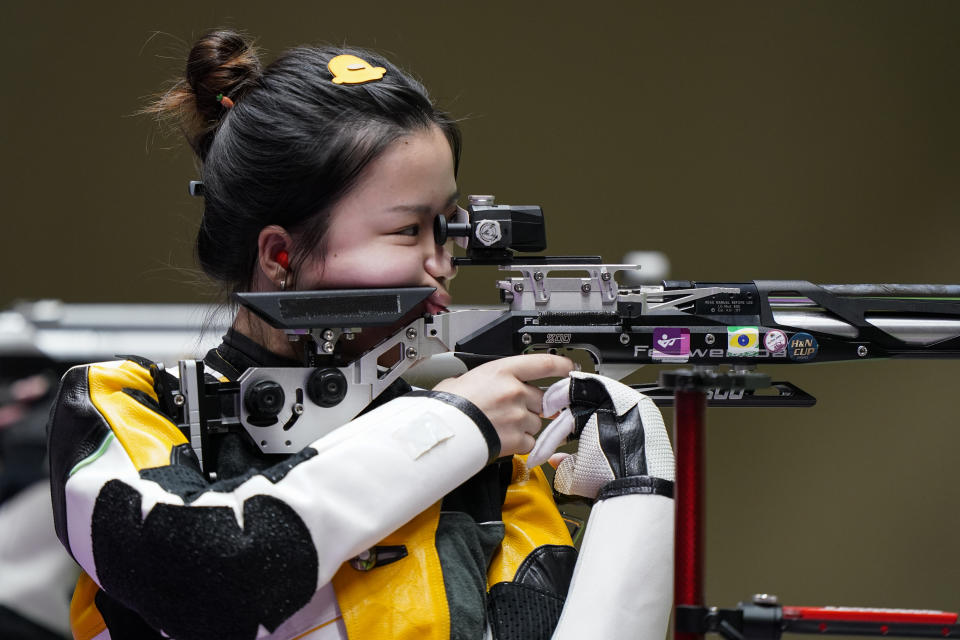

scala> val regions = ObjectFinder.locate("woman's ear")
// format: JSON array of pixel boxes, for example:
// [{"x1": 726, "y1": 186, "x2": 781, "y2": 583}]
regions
[{"x1": 257, "y1": 225, "x2": 293, "y2": 290}]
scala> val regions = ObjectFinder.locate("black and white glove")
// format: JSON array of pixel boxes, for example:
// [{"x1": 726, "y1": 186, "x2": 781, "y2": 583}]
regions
[
  {"x1": 530, "y1": 371, "x2": 676, "y2": 640},
  {"x1": 529, "y1": 371, "x2": 675, "y2": 498}
]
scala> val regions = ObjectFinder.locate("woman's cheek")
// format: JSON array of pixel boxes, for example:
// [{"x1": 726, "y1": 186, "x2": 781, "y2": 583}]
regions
[{"x1": 316, "y1": 248, "x2": 423, "y2": 288}]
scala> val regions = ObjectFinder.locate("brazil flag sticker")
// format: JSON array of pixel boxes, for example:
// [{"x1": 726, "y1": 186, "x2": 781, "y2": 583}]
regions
[{"x1": 727, "y1": 326, "x2": 759, "y2": 355}]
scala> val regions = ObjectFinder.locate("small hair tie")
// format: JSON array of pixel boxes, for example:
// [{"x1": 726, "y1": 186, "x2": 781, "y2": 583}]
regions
[{"x1": 216, "y1": 93, "x2": 235, "y2": 109}]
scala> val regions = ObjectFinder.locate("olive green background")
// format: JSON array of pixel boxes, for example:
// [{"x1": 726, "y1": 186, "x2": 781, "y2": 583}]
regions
[{"x1": 3, "y1": 0, "x2": 959, "y2": 626}]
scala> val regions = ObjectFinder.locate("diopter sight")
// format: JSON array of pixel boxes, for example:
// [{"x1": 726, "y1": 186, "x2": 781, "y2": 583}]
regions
[{"x1": 434, "y1": 194, "x2": 547, "y2": 265}]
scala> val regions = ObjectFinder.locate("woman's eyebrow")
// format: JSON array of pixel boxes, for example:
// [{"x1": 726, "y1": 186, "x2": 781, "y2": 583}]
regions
[{"x1": 388, "y1": 190, "x2": 460, "y2": 215}]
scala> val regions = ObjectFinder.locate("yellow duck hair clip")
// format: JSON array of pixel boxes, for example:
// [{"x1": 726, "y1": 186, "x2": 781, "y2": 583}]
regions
[{"x1": 328, "y1": 54, "x2": 387, "y2": 85}]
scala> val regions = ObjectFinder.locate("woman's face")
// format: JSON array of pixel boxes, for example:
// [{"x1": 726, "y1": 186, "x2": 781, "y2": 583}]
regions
[{"x1": 297, "y1": 125, "x2": 459, "y2": 315}]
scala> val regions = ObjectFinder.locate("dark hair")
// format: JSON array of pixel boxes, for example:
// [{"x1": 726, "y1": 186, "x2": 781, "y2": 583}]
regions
[{"x1": 149, "y1": 29, "x2": 462, "y2": 292}]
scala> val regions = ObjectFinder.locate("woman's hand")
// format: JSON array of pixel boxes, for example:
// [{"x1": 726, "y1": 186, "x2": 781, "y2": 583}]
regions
[
  {"x1": 433, "y1": 354, "x2": 574, "y2": 457},
  {"x1": 532, "y1": 371, "x2": 675, "y2": 498}
]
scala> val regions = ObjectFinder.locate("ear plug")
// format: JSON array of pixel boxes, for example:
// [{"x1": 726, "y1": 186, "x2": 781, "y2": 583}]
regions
[{"x1": 276, "y1": 250, "x2": 291, "y2": 290}]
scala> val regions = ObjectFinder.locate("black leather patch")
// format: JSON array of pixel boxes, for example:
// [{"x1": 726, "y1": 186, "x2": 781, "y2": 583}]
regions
[
  {"x1": 568, "y1": 376, "x2": 612, "y2": 434},
  {"x1": 595, "y1": 408, "x2": 626, "y2": 478},
  {"x1": 597, "y1": 476, "x2": 675, "y2": 501},
  {"x1": 487, "y1": 581, "x2": 565, "y2": 640},
  {"x1": 46, "y1": 366, "x2": 111, "y2": 554},
  {"x1": 513, "y1": 544, "x2": 578, "y2": 597},
  {"x1": 596, "y1": 404, "x2": 647, "y2": 479},
  {"x1": 406, "y1": 390, "x2": 500, "y2": 462},
  {"x1": 617, "y1": 405, "x2": 648, "y2": 477},
  {"x1": 91, "y1": 479, "x2": 317, "y2": 640}
]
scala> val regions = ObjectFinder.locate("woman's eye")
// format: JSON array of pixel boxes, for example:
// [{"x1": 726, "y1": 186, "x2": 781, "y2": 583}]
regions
[{"x1": 395, "y1": 225, "x2": 420, "y2": 236}]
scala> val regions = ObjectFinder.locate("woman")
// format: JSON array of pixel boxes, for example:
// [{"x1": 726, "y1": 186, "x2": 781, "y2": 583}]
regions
[{"x1": 47, "y1": 30, "x2": 675, "y2": 640}]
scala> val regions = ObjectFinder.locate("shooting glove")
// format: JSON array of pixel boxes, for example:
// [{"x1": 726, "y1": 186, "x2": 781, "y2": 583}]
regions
[
  {"x1": 534, "y1": 372, "x2": 676, "y2": 640},
  {"x1": 530, "y1": 371, "x2": 675, "y2": 498}
]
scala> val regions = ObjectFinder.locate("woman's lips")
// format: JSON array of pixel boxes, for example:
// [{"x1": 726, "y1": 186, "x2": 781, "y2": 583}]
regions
[{"x1": 425, "y1": 291, "x2": 450, "y2": 315}]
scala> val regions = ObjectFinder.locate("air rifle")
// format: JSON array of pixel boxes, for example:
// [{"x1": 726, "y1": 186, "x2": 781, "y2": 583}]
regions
[{"x1": 172, "y1": 195, "x2": 960, "y2": 468}]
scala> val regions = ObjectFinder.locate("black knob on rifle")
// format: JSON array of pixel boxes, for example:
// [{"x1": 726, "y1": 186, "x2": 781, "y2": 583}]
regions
[
  {"x1": 307, "y1": 368, "x2": 348, "y2": 407},
  {"x1": 433, "y1": 213, "x2": 471, "y2": 245},
  {"x1": 245, "y1": 381, "x2": 285, "y2": 419}
]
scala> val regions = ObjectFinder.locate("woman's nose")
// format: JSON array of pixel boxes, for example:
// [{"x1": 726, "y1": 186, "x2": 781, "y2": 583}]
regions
[{"x1": 425, "y1": 238, "x2": 457, "y2": 281}]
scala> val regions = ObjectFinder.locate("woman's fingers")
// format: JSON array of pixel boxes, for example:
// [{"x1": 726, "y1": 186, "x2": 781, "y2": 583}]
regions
[
  {"x1": 548, "y1": 452, "x2": 570, "y2": 469},
  {"x1": 433, "y1": 354, "x2": 574, "y2": 458},
  {"x1": 517, "y1": 433, "x2": 537, "y2": 455},
  {"x1": 492, "y1": 354, "x2": 575, "y2": 382},
  {"x1": 523, "y1": 383, "x2": 545, "y2": 415}
]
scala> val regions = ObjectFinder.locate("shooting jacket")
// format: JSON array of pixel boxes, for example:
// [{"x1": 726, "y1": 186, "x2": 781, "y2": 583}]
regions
[{"x1": 47, "y1": 330, "x2": 579, "y2": 640}]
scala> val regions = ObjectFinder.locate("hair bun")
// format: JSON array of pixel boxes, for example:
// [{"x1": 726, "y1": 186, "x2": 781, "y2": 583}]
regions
[
  {"x1": 186, "y1": 30, "x2": 261, "y2": 121},
  {"x1": 147, "y1": 29, "x2": 262, "y2": 159}
]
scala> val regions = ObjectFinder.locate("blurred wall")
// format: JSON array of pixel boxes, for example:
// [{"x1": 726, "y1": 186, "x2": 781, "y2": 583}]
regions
[{"x1": 2, "y1": 0, "x2": 958, "y2": 620}]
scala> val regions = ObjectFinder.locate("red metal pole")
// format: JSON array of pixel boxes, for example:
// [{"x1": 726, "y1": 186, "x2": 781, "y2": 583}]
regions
[{"x1": 674, "y1": 388, "x2": 707, "y2": 640}]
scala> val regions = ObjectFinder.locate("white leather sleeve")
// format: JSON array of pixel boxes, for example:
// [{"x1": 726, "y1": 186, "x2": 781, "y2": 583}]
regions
[
  {"x1": 552, "y1": 494, "x2": 674, "y2": 640},
  {"x1": 57, "y1": 374, "x2": 492, "y2": 587}
]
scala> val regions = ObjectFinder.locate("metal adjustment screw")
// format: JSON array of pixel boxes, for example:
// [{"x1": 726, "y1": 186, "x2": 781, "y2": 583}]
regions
[
  {"x1": 173, "y1": 393, "x2": 185, "y2": 406},
  {"x1": 601, "y1": 272, "x2": 612, "y2": 281},
  {"x1": 293, "y1": 403, "x2": 304, "y2": 415},
  {"x1": 514, "y1": 282, "x2": 524, "y2": 293},
  {"x1": 405, "y1": 346, "x2": 418, "y2": 359},
  {"x1": 581, "y1": 283, "x2": 592, "y2": 293},
  {"x1": 321, "y1": 329, "x2": 335, "y2": 341},
  {"x1": 533, "y1": 271, "x2": 544, "y2": 281},
  {"x1": 521, "y1": 333, "x2": 533, "y2": 345},
  {"x1": 406, "y1": 327, "x2": 418, "y2": 340},
  {"x1": 619, "y1": 333, "x2": 631, "y2": 345},
  {"x1": 857, "y1": 345, "x2": 868, "y2": 357},
  {"x1": 752, "y1": 593, "x2": 779, "y2": 606},
  {"x1": 322, "y1": 342, "x2": 335, "y2": 354},
  {"x1": 704, "y1": 334, "x2": 716, "y2": 345}
]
